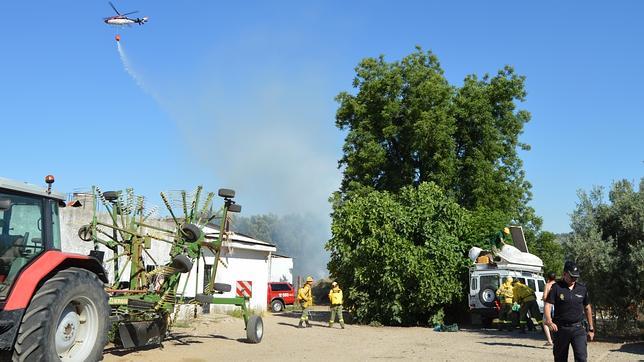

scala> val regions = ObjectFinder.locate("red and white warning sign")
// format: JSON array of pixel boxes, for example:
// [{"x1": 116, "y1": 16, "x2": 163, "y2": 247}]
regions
[{"x1": 236, "y1": 280, "x2": 253, "y2": 298}]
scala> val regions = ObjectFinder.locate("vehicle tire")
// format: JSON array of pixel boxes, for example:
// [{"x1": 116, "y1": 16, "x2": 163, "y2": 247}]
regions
[
  {"x1": 102, "y1": 191, "x2": 119, "y2": 202},
  {"x1": 170, "y1": 254, "x2": 193, "y2": 273},
  {"x1": 12, "y1": 267, "x2": 109, "y2": 362},
  {"x1": 181, "y1": 224, "x2": 202, "y2": 242},
  {"x1": 77, "y1": 225, "x2": 94, "y2": 242},
  {"x1": 246, "y1": 315, "x2": 263, "y2": 344},
  {"x1": 270, "y1": 299, "x2": 284, "y2": 313},
  {"x1": 213, "y1": 283, "x2": 231, "y2": 293},
  {"x1": 479, "y1": 285, "x2": 497, "y2": 308}
]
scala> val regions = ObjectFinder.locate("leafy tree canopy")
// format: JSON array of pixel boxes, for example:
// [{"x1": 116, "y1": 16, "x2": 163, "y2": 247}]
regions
[
  {"x1": 326, "y1": 182, "x2": 471, "y2": 325},
  {"x1": 527, "y1": 231, "x2": 564, "y2": 277},
  {"x1": 565, "y1": 178, "x2": 643, "y2": 327},
  {"x1": 335, "y1": 46, "x2": 533, "y2": 224}
]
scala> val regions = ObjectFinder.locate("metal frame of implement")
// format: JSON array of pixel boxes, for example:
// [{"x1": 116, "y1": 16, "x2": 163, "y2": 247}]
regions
[{"x1": 78, "y1": 186, "x2": 263, "y2": 347}]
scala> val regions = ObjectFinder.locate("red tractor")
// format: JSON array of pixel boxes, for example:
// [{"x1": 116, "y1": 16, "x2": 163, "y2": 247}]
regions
[{"x1": 0, "y1": 176, "x2": 109, "y2": 361}]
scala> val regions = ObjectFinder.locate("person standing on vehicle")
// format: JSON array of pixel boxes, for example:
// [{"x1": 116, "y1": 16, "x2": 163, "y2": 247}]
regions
[
  {"x1": 496, "y1": 276, "x2": 514, "y2": 330},
  {"x1": 542, "y1": 272, "x2": 557, "y2": 346},
  {"x1": 544, "y1": 261, "x2": 594, "y2": 362},
  {"x1": 328, "y1": 281, "x2": 345, "y2": 329},
  {"x1": 298, "y1": 276, "x2": 314, "y2": 328},
  {"x1": 491, "y1": 227, "x2": 512, "y2": 251},
  {"x1": 512, "y1": 279, "x2": 542, "y2": 333}
]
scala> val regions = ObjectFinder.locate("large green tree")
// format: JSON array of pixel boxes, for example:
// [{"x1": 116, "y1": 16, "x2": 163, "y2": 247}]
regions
[{"x1": 326, "y1": 183, "x2": 471, "y2": 325}]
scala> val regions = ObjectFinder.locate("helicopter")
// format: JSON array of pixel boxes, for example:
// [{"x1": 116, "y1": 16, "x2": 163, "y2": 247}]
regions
[{"x1": 104, "y1": 2, "x2": 148, "y2": 26}]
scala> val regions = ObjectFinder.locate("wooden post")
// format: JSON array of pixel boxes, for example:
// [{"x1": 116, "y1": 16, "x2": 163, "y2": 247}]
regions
[{"x1": 296, "y1": 275, "x2": 301, "y2": 309}]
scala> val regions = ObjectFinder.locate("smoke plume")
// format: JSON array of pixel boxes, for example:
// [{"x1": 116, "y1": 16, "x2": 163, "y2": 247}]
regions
[{"x1": 114, "y1": 35, "x2": 340, "y2": 277}]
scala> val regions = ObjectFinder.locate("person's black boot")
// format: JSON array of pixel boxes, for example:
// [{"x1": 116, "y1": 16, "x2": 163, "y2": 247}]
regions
[
  {"x1": 306, "y1": 321, "x2": 312, "y2": 328},
  {"x1": 298, "y1": 320, "x2": 304, "y2": 328}
]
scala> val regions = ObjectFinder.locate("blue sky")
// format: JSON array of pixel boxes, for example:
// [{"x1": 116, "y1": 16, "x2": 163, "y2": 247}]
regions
[{"x1": 1, "y1": 1, "x2": 642, "y2": 233}]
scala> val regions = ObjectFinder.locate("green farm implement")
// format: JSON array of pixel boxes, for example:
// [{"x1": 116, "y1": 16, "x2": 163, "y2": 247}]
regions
[{"x1": 78, "y1": 186, "x2": 263, "y2": 348}]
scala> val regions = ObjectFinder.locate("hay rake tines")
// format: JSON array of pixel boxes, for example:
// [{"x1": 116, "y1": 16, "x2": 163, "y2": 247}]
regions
[{"x1": 161, "y1": 187, "x2": 213, "y2": 230}]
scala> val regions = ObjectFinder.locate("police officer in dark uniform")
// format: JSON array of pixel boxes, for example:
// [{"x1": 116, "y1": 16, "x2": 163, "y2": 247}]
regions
[{"x1": 544, "y1": 261, "x2": 595, "y2": 362}]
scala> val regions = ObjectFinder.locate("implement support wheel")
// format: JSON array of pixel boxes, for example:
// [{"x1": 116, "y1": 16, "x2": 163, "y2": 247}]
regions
[{"x1": 246, "y1": 315, "x2": 263, "y2": 344}]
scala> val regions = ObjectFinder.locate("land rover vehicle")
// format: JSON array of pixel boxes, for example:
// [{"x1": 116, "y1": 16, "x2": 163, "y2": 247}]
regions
[{"x1": 468, "y1": 226, "x2": 545, "y2": 327}]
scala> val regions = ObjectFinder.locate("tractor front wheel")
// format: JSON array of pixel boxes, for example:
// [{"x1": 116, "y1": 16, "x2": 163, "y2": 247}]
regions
[{"x1": 12, "y1": 267, "x2": 109, "y2": 362}]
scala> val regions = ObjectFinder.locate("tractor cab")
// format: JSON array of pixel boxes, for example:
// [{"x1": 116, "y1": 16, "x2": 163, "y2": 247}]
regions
[{"x1": 0, "y1": 176, "x2": 64, "y2": 299}]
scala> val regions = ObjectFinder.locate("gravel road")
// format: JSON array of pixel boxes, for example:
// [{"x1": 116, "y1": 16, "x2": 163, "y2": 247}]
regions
[{"x1": 103, "y1": 311, "x2": 642, "y2": 361}]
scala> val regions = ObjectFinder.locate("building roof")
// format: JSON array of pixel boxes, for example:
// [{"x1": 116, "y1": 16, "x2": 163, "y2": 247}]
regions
[
  {"x1": 203, "y1": 224, "x2": 276, "y2": 253},
  {"x1": 272, "y1": 253, "x2": 293, "y2": 259}
]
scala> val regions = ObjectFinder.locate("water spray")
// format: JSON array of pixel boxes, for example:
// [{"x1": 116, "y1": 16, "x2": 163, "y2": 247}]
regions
[{"x1": 115, "y1": 37, "x2": 155, "y2": 98}]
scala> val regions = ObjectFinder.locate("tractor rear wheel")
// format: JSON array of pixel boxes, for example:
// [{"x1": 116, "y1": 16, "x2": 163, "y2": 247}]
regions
[{"x1": 12, "y1": 267, "x2": 109, "y2": 362}]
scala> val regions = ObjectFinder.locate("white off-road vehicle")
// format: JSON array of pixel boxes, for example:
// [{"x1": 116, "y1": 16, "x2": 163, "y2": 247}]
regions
[{"x1": 468, "y1": 226, "x2": 545, "y2": 327}]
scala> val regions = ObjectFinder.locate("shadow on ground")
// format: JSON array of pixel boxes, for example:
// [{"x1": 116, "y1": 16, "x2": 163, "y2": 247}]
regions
[
  {"x1": 479, "y1": 341, "x2": 549, "y2": 350},
  {"x1": 459, "y1": 325, "x2": 549, "y2": 342},
  {"x1": 277, "y1": 321, "x2": 303, "y2": 329},
  {"x1": 103, "y1": 332, "x2": 250, "y2": 357},
  {"x1": 276, "y1": 309, "x2": 354, "y2": 324},
  {"x1": 610, "y1": 342, "x2": 644, "y2": 355}
]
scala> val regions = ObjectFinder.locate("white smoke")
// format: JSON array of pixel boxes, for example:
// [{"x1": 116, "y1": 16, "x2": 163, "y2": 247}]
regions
[{"x1": 112, "y1": 35, "x2": 340, "y2": 277}]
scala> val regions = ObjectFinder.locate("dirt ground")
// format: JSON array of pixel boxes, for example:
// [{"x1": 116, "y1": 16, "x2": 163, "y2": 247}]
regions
[{"x1": 103, "y1": 311, "x2": 643, "y2": 362}]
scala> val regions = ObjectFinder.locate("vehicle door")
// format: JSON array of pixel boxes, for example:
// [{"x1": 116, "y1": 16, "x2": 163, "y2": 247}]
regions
[
  {"x1": 477, "y1": 274, "x2": 500, "y2": 308},
  {"x1": 536, "y1": 278, "x2": 545, "y2": 313},
  {"x1": 0, "y1": 192, "x2": 46, "y2": 299}
]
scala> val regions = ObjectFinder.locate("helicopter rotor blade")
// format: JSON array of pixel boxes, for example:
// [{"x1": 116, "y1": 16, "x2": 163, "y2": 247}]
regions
[
  {"x1": 109, "y1": 1, "x2": 121, "y2": 15},
  {"x1": 121, "y1": 11, "x2": 139, "y2": 16}
]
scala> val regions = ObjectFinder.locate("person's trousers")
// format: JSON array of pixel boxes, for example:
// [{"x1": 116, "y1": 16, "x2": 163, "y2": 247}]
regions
[
  {"x1": 519, "y1": 299, "x2": 542, "y2": 327},
  {"x1": 553, "y1": 324, "x2": 587, "y2": 362},
  {"x1": 300, "y1": 306, "x2": 311, "y2": 321},
  {"x1": 329, "y1": 304, "x2": 344, "y2": 326},
  {"x1": 499, "y1": 303, "x2": 512, "y2": 324}
]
